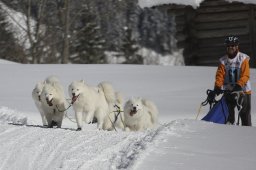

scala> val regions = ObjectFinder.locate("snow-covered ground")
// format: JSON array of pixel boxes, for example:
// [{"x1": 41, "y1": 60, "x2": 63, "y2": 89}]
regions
[{"x1": 0, "y1": 63, "x2": 256, "y2": 170}]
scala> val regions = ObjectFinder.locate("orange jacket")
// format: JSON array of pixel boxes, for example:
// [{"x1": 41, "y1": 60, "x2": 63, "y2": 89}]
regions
[{"x1": 215, "y1": 52, "x2": 251, "y2": 94}]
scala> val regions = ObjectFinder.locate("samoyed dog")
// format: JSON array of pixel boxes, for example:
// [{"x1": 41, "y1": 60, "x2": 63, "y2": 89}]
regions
[
  {"x1": 123, "y1": 97, "x2": 159, "y2": 131},
  {"x1": 32, "y1": 75, "x2": 64, "y2": 126},
  {"x1": 40, "y1": 77, "x2": 68, "y2": 128},
  {"x1": 32, "y1": 81, "x2": 48, "y2": 126},
  {"x1": 68, "y1": 80, "x2": 122, "y2": 131}
]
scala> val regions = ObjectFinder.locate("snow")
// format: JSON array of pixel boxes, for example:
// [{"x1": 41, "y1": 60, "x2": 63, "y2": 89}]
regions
[
  {"x1": 228, "y1": 0, "x2": 256, "y2": 5},
  {"x1": 0, "y1": 62, "x2": 256, "y2": 170},
  {"x1": 105, "y1": 48, "x2": 184, "y2": 65},
  {"x1": 138, "y1": 0, "x2": 256, "y2": 8},
  {"x1": 138, "y1": 0, "x2": 204, "y2": 8},
  {"x1": 0, "y1": 59, "x2": 17, "y2": 64}
]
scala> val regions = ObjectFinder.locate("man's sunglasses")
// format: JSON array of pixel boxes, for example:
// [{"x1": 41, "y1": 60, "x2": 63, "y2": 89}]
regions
[{"x1": 226, "y1": 44, "x2": 238, "y2": 47}]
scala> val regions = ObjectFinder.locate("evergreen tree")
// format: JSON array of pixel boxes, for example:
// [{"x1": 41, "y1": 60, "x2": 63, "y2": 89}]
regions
[
  {"x1": 70, "y1": 8, "x2": 106, "y2": 63},
  {"x1": 121, "y1": 27, "x2": 142, "y2": 64},
  {"x1": 138, "y1": 8, "x2": 176, "y2": 54}
]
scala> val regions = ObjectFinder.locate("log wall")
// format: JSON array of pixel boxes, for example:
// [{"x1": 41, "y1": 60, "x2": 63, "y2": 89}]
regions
[{"x1": 157, "y1": 0, "x2": 256, "y2": 67}]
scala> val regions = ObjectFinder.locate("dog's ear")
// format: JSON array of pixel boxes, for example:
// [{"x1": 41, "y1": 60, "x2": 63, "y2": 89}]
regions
[
  {"x1": 35, "y1": 81, "x2": 43, "y2": 87},
  {"x1": 141, "y1": 98, "x2": 147, "y2": 106}
]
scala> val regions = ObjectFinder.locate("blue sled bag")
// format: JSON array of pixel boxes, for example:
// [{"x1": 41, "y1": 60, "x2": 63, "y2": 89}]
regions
[{"x1": 202, "y1": 97, "x2": 229, "y2": 124}]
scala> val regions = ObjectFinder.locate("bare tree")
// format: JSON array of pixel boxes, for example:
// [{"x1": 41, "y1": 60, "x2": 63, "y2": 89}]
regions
[
  {"x1": 62, "y1": 0, "x2": 70, "y2": 64},
  {"x1": 26, "y1": 0, "x2": 47, "y2": 63},
  {"x1": 0, "y1": 10, "x2": 26, "y2": 63}
]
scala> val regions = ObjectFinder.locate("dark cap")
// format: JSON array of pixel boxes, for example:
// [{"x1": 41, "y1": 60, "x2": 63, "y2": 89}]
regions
[{"x1": 224, "y1": 35, "x2": 239, "y2": 46}]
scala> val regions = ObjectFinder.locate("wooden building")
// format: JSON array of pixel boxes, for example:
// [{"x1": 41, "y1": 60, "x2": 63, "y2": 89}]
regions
[{"x1": 155, "y1": 0, "x2": 256, "y2": 67}]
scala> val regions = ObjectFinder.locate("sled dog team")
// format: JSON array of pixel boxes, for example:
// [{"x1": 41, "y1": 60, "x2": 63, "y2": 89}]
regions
[{"x1": 32, "y1": 76, "x2": 159, "y2": 131}]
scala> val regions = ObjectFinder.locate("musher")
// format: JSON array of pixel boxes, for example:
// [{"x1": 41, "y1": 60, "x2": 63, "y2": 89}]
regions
[{"x1": 208, "y1": 35, "x2": 252, "y2": 126}]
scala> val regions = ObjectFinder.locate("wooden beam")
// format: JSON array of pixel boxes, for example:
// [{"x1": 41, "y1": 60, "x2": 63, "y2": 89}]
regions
[
  {"x1": 195, "y1": 28, "x2": 249, "y2": 39},
  {"x1": 195, "y1": 20, "x2": 248, "y2": 31},
  {"x1": 194, "y1": 11, "x2": 249, "y2": 22},
  {"x1": 197, "y1": 4, "x2": 249, "y2": 13}
]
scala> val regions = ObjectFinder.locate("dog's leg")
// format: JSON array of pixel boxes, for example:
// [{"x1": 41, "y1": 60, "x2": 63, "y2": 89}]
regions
[
  {"x1": 40, "y1": 113, "x2": 48, "y2": 126},
  {"x1": 97, "y1": 120, "x2": 104, "y2": 130},
  {"x1": 47, "y1": 123, "x2": 53, "y2": 128},
  {"x1": 38, "y1": 107, "x2": 48, "y2": 126},
  {"x1": 85, "y1": 111, "x2": 94, "y2": 124},
  {"x1": 95, "y1": 109, "x2": 105, "y2": 130},
  {"x1": 75, "y1": 111, "x2": 83, "y2": 130},
  {"x1": 56, "y1": 121, "x2": 62, "y2": 128},
  {"x1": 45, "y1": 113, "x2": 53, "y2": 128}
]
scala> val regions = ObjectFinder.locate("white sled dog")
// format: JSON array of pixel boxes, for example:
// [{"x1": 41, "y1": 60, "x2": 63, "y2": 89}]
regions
[
  {"x1": 68, "y1": 80, "x2": 123, "y2": 130},
  {"x1": 40, "y1": 77, "x2": 68, "y2": 128},
  {"x1": 32, "y1": 81, "x2": 48, "y2": 126},
  {"x1": 123, "y1": 97, "x2": 158, "y2": 131},
  {"x1": 32, "y1": 75, "x2": 64, "y2": 126}
]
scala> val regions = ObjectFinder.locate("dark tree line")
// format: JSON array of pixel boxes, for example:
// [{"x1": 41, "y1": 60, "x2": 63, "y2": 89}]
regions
[{"x1": 0, "y1": 0, "x2": 176, "y2": 64}]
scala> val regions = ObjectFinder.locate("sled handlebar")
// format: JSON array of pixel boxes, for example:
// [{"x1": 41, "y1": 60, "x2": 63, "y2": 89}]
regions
[
  {"x1": 206, "y1": 89, "x2": 243, "y2": 95},
  {"x1": 203, "y1": 89, "x2": 244, "y2": 107}
]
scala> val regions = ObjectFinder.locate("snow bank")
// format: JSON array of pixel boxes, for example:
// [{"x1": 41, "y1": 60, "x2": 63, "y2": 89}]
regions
[
  {"x1": 0, "y1": 59, "x2": 18, "y2": 64},
  {"x1": 138, "y1": 0, "x2": 204, "y2": 8},
  {"x1": 139, "y1": 48, "x2": 184, "y2": 65},
  {"x1": 228, "y1": 0, "x2": 256, "y2": 5},
  {"x1": 105, "y1": 48, "x2": 184, "y2": 65},
  {"x1": 138, "y1": 0, "x2": 256, "y2": 8},
  {"x1": 0, "y1": 106, "x2": 27, "y2": 125}
]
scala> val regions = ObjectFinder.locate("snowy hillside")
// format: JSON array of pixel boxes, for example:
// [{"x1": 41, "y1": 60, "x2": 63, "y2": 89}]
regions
[{"x1": 0, "y1": 64, "x2": 256, "y2": 170}]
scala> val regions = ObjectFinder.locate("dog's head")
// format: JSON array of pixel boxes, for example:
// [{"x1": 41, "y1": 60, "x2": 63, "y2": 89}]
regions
[
  {"x1": 41, "y1": 84, "x2": 58, "y2": 106},
  {"x1": 32, "y1": 82, "x2": 44, "y2": 101},
  {"x1": 68, "y1": 80, "x2": 85, "y2": 103},
  {"x1": 124, "y1": 98, "x2": 143, "y2": 117}
]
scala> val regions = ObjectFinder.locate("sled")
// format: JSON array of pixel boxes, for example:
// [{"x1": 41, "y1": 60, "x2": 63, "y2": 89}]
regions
[{"x1": 201, "y1": 96, "x2": 229, "y2": 124}]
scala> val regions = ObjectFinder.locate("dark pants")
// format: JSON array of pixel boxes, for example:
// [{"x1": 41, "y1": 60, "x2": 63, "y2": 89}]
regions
[{"x1": 226, "y1": 93, "x2": 251, "y2": 126}]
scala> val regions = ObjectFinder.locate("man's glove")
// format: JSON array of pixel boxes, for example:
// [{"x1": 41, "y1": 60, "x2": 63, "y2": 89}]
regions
[
  {"x1": 214, "y1": 86, "x2": 222, "y2": 96},
  {"x1": 207, "y1": 87, "x2": 222, "y2": 104},
  {"x1": 232, "y1": 84, "x2": 242, "y2": 92},
  {"x1": 207, "y1": 90, "x2": 216, "y2": 104}
]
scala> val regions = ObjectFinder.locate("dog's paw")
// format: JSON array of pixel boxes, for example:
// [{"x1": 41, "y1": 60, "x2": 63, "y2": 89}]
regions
[
  {"x1": 76, "y1": 128, "x2": 82, "y2": 131},
  {"x1": 125, "y1": 127, "x2": 131, "y2": 132}
]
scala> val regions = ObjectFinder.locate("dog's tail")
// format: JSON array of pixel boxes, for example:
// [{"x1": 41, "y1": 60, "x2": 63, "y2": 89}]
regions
[
  {"x1": 142, "y1": 99, "x2": 159, "y2": 124},
  {"x1": 115, "y1": 91, "x2": 124, "y2": 107},
  {"x1": 98, "y1": 81, "x2": 116, "y2": 104}
]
